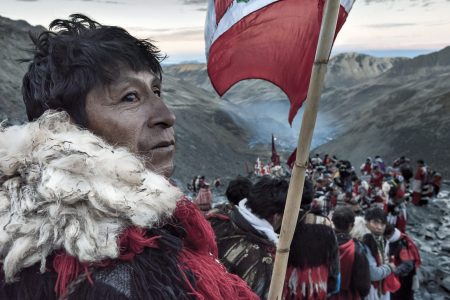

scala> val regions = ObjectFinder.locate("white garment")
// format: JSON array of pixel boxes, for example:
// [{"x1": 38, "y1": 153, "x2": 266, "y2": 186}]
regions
[
  {"x1": 388, "y1": 228, "x2": 401, "y2": 243},
  {"x1": 237, "y1": 199, "x2": 279, "y2": 244},
  {"x1": 366, "y1": 286, "x2": 390, "y2": 300},
  {"x1": 385, "y1": 229, "x2": 401, "y2": 263},
  {"x1": 0, "y1": 111, "x2": 182, "y2": 282}
]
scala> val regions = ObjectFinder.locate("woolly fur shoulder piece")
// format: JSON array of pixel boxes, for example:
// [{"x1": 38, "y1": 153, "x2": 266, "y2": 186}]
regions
[
  {"x1": 350, "y1": 216, "x2": 370, "y2": 241},
  {"x1": 0, "y1": 111, "x2": 182, "y2": 282}
]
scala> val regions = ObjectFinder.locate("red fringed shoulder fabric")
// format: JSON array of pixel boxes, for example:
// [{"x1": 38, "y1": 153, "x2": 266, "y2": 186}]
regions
[
  {"x1": 283, "y1": 265, "x2": 329, "y2": 300},
  {"x1": 173, "y1": 197, "x2": 218, "y2": 256},
  {"x1": 338, "y1": 239, "x2": 355, "y2": 291},
  {"x1": 174, "y1": 198, "x2": 258, "y2": 300},
  {"x1": 1, "y1": 197, "x2": 257, "y2": 300}
]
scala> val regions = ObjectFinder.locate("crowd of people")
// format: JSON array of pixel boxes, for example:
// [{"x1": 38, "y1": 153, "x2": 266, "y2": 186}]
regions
[{"x1": 202, "y1": 153, "x2": 434, "y2": 300}]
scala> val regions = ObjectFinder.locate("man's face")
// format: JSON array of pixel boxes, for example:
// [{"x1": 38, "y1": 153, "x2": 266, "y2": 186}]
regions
[
  {"x1": 366, "y1": 219, "x2": 386, "y2": 236},
  {"x1": 85, "y1": 69, "x2": 176, "y2": 178}
]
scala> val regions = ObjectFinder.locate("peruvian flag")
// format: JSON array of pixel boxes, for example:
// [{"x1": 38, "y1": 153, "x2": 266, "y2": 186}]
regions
[{"x1": 205, "y1": 0, "x2": 355, "y2": 125}]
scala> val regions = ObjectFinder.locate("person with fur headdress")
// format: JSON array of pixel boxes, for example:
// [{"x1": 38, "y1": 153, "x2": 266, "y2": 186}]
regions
[
  {"x1": 0, "y1": 14, "x2": 257, "y2": 300},
  {"x1": 283, "y1": 179, "x2": 340, "y2": 300},
  {"x1": 352, "y1": 208, "x2": 397, "y2": 300}
]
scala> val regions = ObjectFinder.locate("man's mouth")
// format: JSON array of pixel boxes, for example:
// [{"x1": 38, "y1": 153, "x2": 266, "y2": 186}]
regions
[{"x1": 151, "y1": 140, "x2": 175, "y2": 150}]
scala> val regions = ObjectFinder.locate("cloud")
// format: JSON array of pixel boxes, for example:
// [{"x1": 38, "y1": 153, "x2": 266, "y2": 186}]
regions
[
  {"x1": 364, "y1": 22, "x2": 416, "y2": 28},
  {"x1": 69, "y1": 0, "x2": 126, "y2": 3},
  {"x1": 363, "y1": 0, "x2": 437, "y2": 4},
  {"x1": 181, "y1": 0, "x2": 207, "y2": 4},
  {"x1": 363, "y1": 0, "x2": 393, "y2": 3},
  {"x1": 16, "y1": 0, "x2": 39, "y2": 1},
  {"x1": 128, "y1": 27, "x2": 204, "y2": 42}
]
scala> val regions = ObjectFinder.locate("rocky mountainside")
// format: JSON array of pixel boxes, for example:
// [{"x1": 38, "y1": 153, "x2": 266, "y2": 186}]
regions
[
  {"x1": 316, "y1": 46, "x2": 450, "y2": 177},
  {"x1": 408, "y1": 188, "x2": 450, "y2": 299},
  {"x1": 162, "y1": 74, "x2": 258, "y2": 186},
  {"x1": 165, "y1": 53, "x2": 406, "y2": 151},
  {"x1": 166, "y1": 48, "x2": 450, "y2": 178},
  {"x1": 165, "y1": 52, "x2": 404, "y2": 103},
  {"x1": 0, "y1": 16, "x2": 43, "y2": 122}
]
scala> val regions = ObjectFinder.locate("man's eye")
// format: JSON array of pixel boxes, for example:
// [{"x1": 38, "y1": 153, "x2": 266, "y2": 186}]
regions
[
  {"x1": 153, "y1": 89, "x2": 161, "y2": 97},
  {"x1": 122, "y1": 92, "x2": 139, "y2": 102}
]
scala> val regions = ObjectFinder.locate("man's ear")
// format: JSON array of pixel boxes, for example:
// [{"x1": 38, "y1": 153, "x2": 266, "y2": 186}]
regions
[{"x1": 270, "y1": 213, "x2": 280, "y2": 230}]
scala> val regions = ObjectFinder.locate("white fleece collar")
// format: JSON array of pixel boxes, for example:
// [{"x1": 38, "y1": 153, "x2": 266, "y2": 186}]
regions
[
  {"x1": 237, "y1": 199, "x2": 279, "y2": 245},
  {"x1": 0, "y1": 111, "x2": 182, "y2": 282},
  {"x1": 388, "y1": 228, "x2": 402, "y2": 243}
]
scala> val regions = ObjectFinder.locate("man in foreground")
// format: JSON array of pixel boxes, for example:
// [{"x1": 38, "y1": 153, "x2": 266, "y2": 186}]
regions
[{"x1": 0, "y1": 14, "x2": 257, "y2": 300}]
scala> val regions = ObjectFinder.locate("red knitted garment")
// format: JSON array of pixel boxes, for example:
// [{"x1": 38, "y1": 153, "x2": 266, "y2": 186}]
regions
[
  {"x1": 283, "y1": 265, "x2": 329, "y2": 300},
  {"x1": 175, "y1": 198, "x2": 258, "y2": 300},
  {"x1": 53, "y1": 227, "x2": 160, "y2": 296},
  {"x1": 53, "y1": 197, "x2": 257, "y2": 299}
]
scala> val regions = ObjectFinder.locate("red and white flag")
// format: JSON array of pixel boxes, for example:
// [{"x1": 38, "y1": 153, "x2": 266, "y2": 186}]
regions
[{"x1": 205, "y1": 0, "x2": 355, "y2": 125}]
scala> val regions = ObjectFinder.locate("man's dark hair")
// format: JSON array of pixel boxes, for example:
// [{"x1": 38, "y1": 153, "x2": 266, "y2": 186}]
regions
[
  {"x1": 417, "y1": 159, "x2": 424, "y2": 165},
  {"x1": 364, "y1": 207, "x2": 387, "y2": 224},
  {"x1": 22, "y1": 14, "x2": 165, "y2": 126},
  {"x1": 384, "y1": 223, "x2": 395, "y2": 237},
  {"x1": 225, "y1": 176, "x2": 252, "y2": 206},
  {"x1": 332, "y1": 206, "x2": 355, "y2": 232},
  {"x1": 300, "y1": 179, "x2": 314, "y2": 207},
  {"x1": 246, "y1": 176, "x2": 289, "y2": 220}
]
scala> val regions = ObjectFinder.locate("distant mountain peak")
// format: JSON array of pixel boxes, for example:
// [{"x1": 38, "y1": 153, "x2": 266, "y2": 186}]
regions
[
  {"x1": 387, "y1": 46, "x2": 450, "y2": 76},
  {"x1": 325, "y1": 52, "x2": 405, "y2": 88},
  {"x1": 0, "y1": 15, "x2": 44, "y2": 33}
]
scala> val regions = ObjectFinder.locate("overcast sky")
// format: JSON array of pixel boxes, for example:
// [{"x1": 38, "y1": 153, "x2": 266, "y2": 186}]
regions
[{"x1": 1, "y1": 0, "x2": 449, "y2": 63}]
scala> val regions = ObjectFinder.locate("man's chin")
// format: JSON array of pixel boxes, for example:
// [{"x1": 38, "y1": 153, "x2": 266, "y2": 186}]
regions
[{"x1": 143, "y1": 149, "x2": 175, "y2": 178}]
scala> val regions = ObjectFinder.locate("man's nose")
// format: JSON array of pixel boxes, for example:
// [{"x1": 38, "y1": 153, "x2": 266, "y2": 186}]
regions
[{"x1": 147, "y1": 98, "x2": 176, "y2": 128}]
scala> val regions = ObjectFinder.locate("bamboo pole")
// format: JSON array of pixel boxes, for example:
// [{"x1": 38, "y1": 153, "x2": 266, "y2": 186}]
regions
[{"x1": 267, "y1": 1, "x2": 341, "y2": 299}]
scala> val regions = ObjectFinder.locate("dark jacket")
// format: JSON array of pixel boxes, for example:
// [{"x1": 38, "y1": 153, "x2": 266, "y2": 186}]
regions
[
  {"x1": 283, "y1": 210, "x2": 340, "y2": 300},
  {"x1": 388, "y1": 235, "x2": 419, "y2": 300},
  {"x1": 208, "y1": 207, "x2": 275, "y2": 299},
  {"x1": 329, "y1": 232, "x2": 371, "y2": 300},
  {"x1": 1, "y1": 227, "x2": 195, "y2": 300}
]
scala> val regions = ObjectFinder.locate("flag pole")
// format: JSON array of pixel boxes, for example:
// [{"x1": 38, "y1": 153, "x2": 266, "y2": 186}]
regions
[{"x1": 267, "y1": 0, "x2": 341, "y2": 299}]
